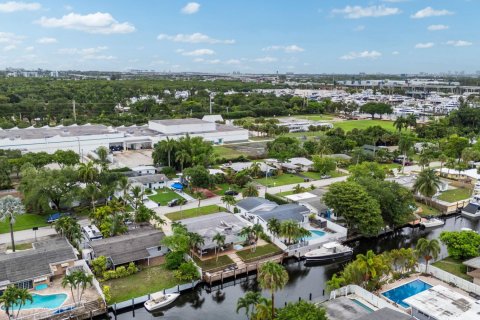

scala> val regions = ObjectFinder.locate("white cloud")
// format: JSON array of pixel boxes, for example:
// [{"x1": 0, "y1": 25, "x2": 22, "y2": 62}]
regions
[
  {"x1": 446, "y1": 40, "x2": 473, "y2": 47},
  {"x1": 181, "y1": 48, "x2": 215, "y2": 56},
  {"x1": 36, "y1": 12, "x2": 135, "y2": 34},
  {"x1": 36, "y1": 37, "x2": 57, "y2": 44},
  {"x1": 354, "y1": 25, "x2": 366, "y2": 31},
  {"x1": 83, "y1": 55, "x2": 115, "y2": 60},
  {"x1": 181, "y1": 2, "x2": 200, "y2": 14},
  {"x1": 332, "y1": 5, "x2": 401, "y2": 19},
  {"x1": 58, "y1": 46, "x2": 108, "y2": 55},
  {"x1": 262, "y1": 45, "x2": 304, "y2": 53},
  {"x1": 0, "y1": 32, "x2": 23, "y2": 45},
  {"x1": 411, "y1": 7, "x2": 454, "y2": 19},
  {"x1": 415, "y1": 42, "x2": 434, "y2": 49},
  {"x1": 158, "y1": 33, "x2": 234, "y2": 44},
  {"x1": 225, "y1": 59, "x2": 241, "y2": 65},
  {"x1": 254, "y1": 56, "x2": 278, "y2": 63},
  {"x1": 3, "y1": 44, "x2": 16, "y2": 51},
  {"x1": 427, "y1": 24, "x2": 449, "y2": 31},
  {"x1": 25, "y1": 46, "x2": 34, "y2": 51},
  {"x1": 392, "y1": 51, "x2": 400, "y2": 55},
  {"x1": 340, "y1": 50, "x2": 382, "y2": 60},
  {"x1": 0, "y1": 1, "x2": 41, "y2": 12}
]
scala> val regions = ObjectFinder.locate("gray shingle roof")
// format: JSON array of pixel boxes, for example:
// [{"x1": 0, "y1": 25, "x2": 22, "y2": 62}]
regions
[
  {"x1": 129, "y1": 174, "x2": 168, "y2": 184},
  {"x1": 236, "y1": 197, "x2": 275, "y2": 211},
  {"x1": 89, "y1": 227, "x2": 164, "y2": 266},
  {"x1": 463, "y1": 256, "x2": 480, "y2": 269},
  {"x1": 356, "y1": 308, "x2": 412, "y2": 320},
  {"x1": 256, "y1": 204, "x2": 309, "y2": 222},
  {"x1": 0, "y1": 238, "x2": 76, "y2": 284}
]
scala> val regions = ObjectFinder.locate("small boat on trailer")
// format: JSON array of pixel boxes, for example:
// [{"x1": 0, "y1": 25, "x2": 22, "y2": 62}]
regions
[
  {"x1": 144, "y1": 292, "x2": 180, "y2": 311},
  {"x1": 303, "y1": 241, "x2": 353, "y2": 263}
]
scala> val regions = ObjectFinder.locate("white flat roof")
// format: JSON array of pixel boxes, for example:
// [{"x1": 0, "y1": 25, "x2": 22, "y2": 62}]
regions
[
  {"x1": 404, "y1": 285, "x2": 480, "y2": 320},
  {"x1": 286, "y1": 192, "x2": 317, "y2": 202}
]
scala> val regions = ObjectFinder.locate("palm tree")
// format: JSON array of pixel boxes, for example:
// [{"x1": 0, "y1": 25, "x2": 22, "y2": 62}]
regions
[
  {"x1": 236, "y1": 291, "x2": 262, "y2": 319},
  {"x1": 188, "y1": 232, "x2": 205, "y2": 257},
  {"x1": 221, "y1": 195, "x2": 236, "y2": 212},
  {"x1": 0, "y1": 195, "x2": 25, "y2": 252},
  {"x1": 415, "y1": 238, "x2": 440, "y2": 273},
  {"x1": 239, "y1": 226, "x2": 254, "y2": 246},
  {"x1": 159, "y1": 137, "x2": 176, "y2": 167},
  {"x1": 193, "y1": 191, "x2": 205, "y2": 211},
  {"x1": 242, "y1": 183, "x2": 259, "y2": 198},
  {"x1": 251, "y1": 223, "x2": 264, "y2": 252},
  {"x1": 175, "y1": 149, "x2": 191, "y2": 172},
  {"x1": 267, "y1": 218, "x2": 281, "y2": 239},
  {"x1": 279, "y1": 220, "x2": 299, "y2": 245},
  {"x1": 356, "y1": 250, "x2": 380, "y2": 283},
  {"x1": 54, "y1": 216, "x2": 83, "y2": 248},
  {"x1": 315, "y1": 139, "x2": 331, "y2": 157},
  {"x1": 117, "y1": 176, "x2": 131, "y2": 203},
  {"x1": 15, "y1": 287, "x2": 33, "y2": 318},
  {"x1": 96, "y1": 146, "x2": 109, "y2": 171},
  {"x1": 438, "y1": 153, "x2": 447, "y2": 175},
  {"x1": 394, "y1": 117, "x2": 405, "y2": 132},
  {"x1": 257, "y1": 261, "x2": 289, "y2": 319},
  {"x1": 253, "y1": 297, "x2": 273, "y2": 320},
  {"x1": 398, "y1": 135, "x2": 413, "y2": 174},
  {"x1": 84, "y1": 183, "x2": 100, "y2": 214},
  {"x1": 128, "y1": 186, "x2": 144, "y2": 211},
  {"x1": 213, "y1": 232, "x2": 226, "y2": 262},
  {"x1": 62, "y1": 273, "x2": 78, "y2": 304},
  {"x1": 74, "y1": 270, "x2": 93, "y2": 302},
  {"x1": 78, "y1": 161, "x2": 98, "y2": 183},
  {"x1": 413, "y1": 168, "x2": 441, "y2": 206},
  {"x1": 446, "y1": 157, "x2": 456, "y2": 176},
  {"x1": 249, "y1": 162, "x2": 262, "y2": 179},
  {"x1": 292, "y1": 184, "x2": 306, "y2": 194}
]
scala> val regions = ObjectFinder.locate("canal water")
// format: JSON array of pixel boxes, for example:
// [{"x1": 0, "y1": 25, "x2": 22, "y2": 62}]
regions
[{"x1": 104, "y1": 215, "x2": 479, "y2": 320}]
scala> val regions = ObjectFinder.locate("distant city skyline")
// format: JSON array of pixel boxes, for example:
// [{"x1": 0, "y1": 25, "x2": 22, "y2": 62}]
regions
[{"x1": 0, "y1": 0, "x2": 477, "y2": 73}]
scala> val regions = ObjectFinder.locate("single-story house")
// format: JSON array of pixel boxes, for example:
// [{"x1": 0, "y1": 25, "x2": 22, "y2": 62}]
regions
[
  {"x1": 236, "y1": 197, "x2": 277, "y2": 215},
  {"x1": 128, "y1": 173, "x2": 169, "y2": 191},
  {"x1": 280, "y1": 162, "x2": 299, "y2": 173},
  {"x1": 0, "y1": 238, "x2": 77, "y2": 292},
  {"x1": 222, "y1": 162, "x2": 275, "y2": 174},
  {"x1": 436, "y1": 167, "x2": 479, "y2": 184},
  {"x1": 463, "y1": 256, "x2": 480, "y2": 285},
  {"x1": 362, "y1": 144, "x2": 389, "y2": 155},
  {"x1": 87, "y1": 227, "x2": 167, "y2": 267},
  {"x1": 131, "y1": 165, "x2": 157, "y2": 175},
  {"x1": 202, "y1": 115, "x2": 224, "y2": 123},
  {"x1": 285, "y1": 191, "x2": 329, "y2": 216},
  {"x1": 253, "y1": 204, "x2": 310, "y2": 225},
  {"x1": 287, "y1": 157, "x2": 314, "y2": 172}
]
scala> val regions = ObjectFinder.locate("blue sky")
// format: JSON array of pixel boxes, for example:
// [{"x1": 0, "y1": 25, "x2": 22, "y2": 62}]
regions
[{"x1": 0, "y1": 0, "x2": 478, "y2": 73}]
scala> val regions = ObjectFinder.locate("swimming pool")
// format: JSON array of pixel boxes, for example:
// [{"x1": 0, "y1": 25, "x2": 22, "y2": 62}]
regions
[
  {"x1": 351, "y1": 299, "x2": 374, "y2": 313},
  {"x1": 382, "y1": 279, "x2": 432, "y2": 308},
  {"x1": 3, "y1": 293, "x2": 67, "y2": 310},
  {"x1": 303, "y1": 229, "x2": 326, "y2": 241}
]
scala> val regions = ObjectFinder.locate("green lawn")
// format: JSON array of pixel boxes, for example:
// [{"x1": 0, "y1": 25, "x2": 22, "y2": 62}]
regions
[
  {"x1": 302, "y1": 170, "x2": 346, "y2": 180},
  {"x1": 104, "y1": 264, "x2": 184, "y2": 303},
  {"x1": 148, "y1": 188, "x2": 183, "y2": 205},
  {"x1": 236, "y1": 244, "x2": 283, "y2": 262},
  {"x1": 213, "y1": 183, "x2": 239, "y2": 196},
  {"x1": 298, "y1": 115, "x2": 334, "y2": 121},
  {"x1": 165, "y1": 205, "x2": 227, "y2": 221},
  {"x1": 437, "y1": 188, "x2": 471, "y2": 203},
  {"x1": 276, "y1": 190, "x2": 295, "y2": 197},
  {"x1": 255, "y1": 174, "x2": 304, "y2": 187},
  {"x1": 416, "y1": 202, "x2": 442, "y2": 217},
  {"x1": 214, "y1": 145, "x2": 245, "y2": 160},
  {"x1": 193, "y1": 255, "x2": 235, "y2": 271},
  {"x1": 432, "y1": 257, "x2": 472, "y2": 281},
  {"x1": 333, "y1": 119, "x2": 396, "y2": 132},
  {"x1": 7, "y1": 243, "x2": 32, "y2": 251},
  {"x1": 0, "y1": 214, "x2": 49, "y2": 234}
]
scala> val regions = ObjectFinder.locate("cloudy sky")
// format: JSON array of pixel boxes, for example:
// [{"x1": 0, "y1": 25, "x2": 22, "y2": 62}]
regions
[{"x1": 0, "y1": 0, "x2": 477, "y2": 73}]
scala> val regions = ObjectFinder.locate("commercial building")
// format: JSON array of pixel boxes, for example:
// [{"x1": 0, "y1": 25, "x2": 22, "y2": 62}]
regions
[{"x1": 0, "y1": 118, "x2": 248, "y2": 154}]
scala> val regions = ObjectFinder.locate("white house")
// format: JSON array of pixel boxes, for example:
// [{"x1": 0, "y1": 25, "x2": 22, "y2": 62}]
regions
[
  {"x1": 287, "y1": 157, "x2": 314, "y2": 172},
  {"x1": 222, "y1": 162, "x2": 276, "y2": 174},
  {"x1": 235, "y1": 197, "x2": 277, "y2": 216},
  {"x1": 132, "y1": 165, "x2": 157, "y2": 175},
  {"x1": 129, "y1": 174, "x2": 169, "y2": 191}
]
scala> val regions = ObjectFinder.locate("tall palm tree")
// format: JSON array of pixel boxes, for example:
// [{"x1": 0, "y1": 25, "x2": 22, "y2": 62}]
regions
[
  {"x1": 96, "y1": 146, "x2": 109, "y2": 171},
  {"x1": 251, "y1": 223, "x2": 264, "y2": 252},
  {"x1": 446, "y1": 157, "x2": 456, "y2": 176},
  {"x1": 175, "y1": 149, "x2": 191, "y2": 172},
  {"x1": 394, "y1": 117, "x2": 405, "y2": 132},
  {"x1": 15, "y1": 287, "x2": 33, "y2": 318},
  {"x1": 0, "y1": 286, "x2": 32, "y2": 319},
  {"x1": 415, "y1": 238, "x2": 440, "y2": 273},
  {"x1": 78, "y1": 161, "x2": 98, "y2": 183},
  {"x1": 74, "y1": 270, "x2": 93, "y2": 302},
  {"x1": 159, "y1": 137, "x2": 176, "y2": 168},
  {"x1": 62, "y1": 273, "x2": 78, "y2": 304},
  {"x1": 128, "y1": 186, "x2": 144, "y2": 211},
  {"x1": 355, "y1": 250, "x2": 380, "y2": 283},
  {"x1": 188, "y1": 232, "x2": 205, "y2": 257},
  {"x1": 242, "y1": 183, "x2": 259, "y2": 198},
  {"x1": 236, "y1": 291, "x2": 262, "y2": 319},
  {"x1": 267, "y1": 218, "x2": 281, "y2": 239},
  {"x1": 213, "y1": 232, "x2": 226, "y2": 262},
  {"x1": 257, "y1": 261, "x2": 289, "y2": 319},
  {"x1": 413, "y1": 168, "x2": 441, "y2": 206},
  {"x1": 0, "y1": 195, "x2": 25, "y2": 252},
  {"x1": 398, "y1": 135, "x2": 413, "y2": 174},
  {"x1": 84, "y1": 183, "x2": 100, "y2": 214},
  {"x1": 253, "y1": 297, "x2": 273, "y2": 320},
  {"x1": 54, "y1": 216, "x2": 83, "y2": 248},
  {"x1": 249, "y1": 162, "x2": 262, "y2": 179},
  {"x1": 438, "y1": 153, "x2": 448, "y2": 175},
  {"x1": 221, "y1": 195, "x2": 236, "y2": 212},
  {"x1": 117, "y1": 176, "x2": 131, "y2": 203},
  {"x1": 279, "y1": 220, "x2": 299, "y2": 245}
]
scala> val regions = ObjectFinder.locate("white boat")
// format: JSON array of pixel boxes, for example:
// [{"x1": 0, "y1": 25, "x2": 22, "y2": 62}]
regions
[
  {"x1": 461, "y1": 196, "x2": 480, "y2": 221},
  {"x1": 420, "y1": 217, "x2": 445, "y2": 230},
  {"x1": 144, "y1": 292, "x2": 180, "y2": 311},
  {"x1": 304, "y1": 242, "x2": 353, "y2": 263}
]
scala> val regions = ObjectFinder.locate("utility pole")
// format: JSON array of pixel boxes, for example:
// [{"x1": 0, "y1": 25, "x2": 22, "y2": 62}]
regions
[
  {"x1": 72, "y1": 100, "x2": 77, "y2": 122},
  {"x1": 209, "y1": 94, "x2": 213, "y2": 114}
]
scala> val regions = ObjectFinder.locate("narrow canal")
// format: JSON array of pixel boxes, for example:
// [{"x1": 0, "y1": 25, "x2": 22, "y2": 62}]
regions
[{"x1": 104, "y1": 215, "x2": 479, "y2": 320}]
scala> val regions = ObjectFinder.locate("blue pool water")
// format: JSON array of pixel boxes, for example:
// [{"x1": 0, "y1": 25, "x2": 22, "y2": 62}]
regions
[
  {"x1": 35, "y1": 284, "x2": 48, "y2": 291},
  {"x1": 3, "y1": 293, "x2": 67, "y2": 310},
  {"x1": 351, "y1": 299, "x2": 374, "y2": 313},
  {"x1": 382, "y1": 279, "x2": 432, "y2": 308},
  {"x1": 303, "y1": 229, "x2": 326, "y2": 241}
]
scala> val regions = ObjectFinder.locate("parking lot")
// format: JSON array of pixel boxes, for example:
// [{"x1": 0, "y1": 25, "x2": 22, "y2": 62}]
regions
[{"x1": 112, "y1": 149, "x2": 154, "y2": 168}]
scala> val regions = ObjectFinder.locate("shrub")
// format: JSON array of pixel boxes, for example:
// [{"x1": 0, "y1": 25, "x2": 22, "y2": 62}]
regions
[
  {"x1": 115, "y1": 266, "x2": 129, "y2": 278},
  {"x1": 174, "y1": 261, "x2": 199, "y2": 281},
  {"x1": 165, "y1": 251, "x2": 185, "y2": 270},
  {"x1": 102, "y1": 285, "x2": 111, "y2": 303},
  {"x1": 161, "y1": 166, "x2": 177, "y2": 178},
  {"x1": 91, "y1": 256, "x2": 108, "y2": 277},
  {"x1": 102, "y1": 270, "x2": 117, "y2": 280},
  {"x1": 144, "y1": 188, "x2": 153, "y2": 195},
  {"x1": 127, "y1": 262, "x2": 138, "y2": 275}
]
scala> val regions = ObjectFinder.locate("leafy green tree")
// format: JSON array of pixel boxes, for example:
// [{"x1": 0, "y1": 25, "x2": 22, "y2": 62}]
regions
[
  {"x1": 135, "y1": 204, "x2": 165, "y2": 225},
  {"x1": 0, "y1": 195, "x2": 25, "y2": 252},
  {"x1": 267, "y1": 218, "x2": 281, "y2": 239},
  {"x1": 267, "y1": 137, "x2": 304, "y2": 161},
  {"x1": 95, "y1": 146, "x2": 110, "y2": 171},
  {"x1": 54, "y1": 216, "x2": 83, "y2": 247},
  {"x1": 242, "y1": 183, "x2": 259, "y2": 198},
  {"x1": 276, "y1": 301, "x2": 328, "y2": 320},
  {"x1": 78, "y1": 161, "x2": 98, "y2": 183},
  {"x1": 162, "y1": 224, "x2": 191, "y2": 253},
  {"x1": 324, "y1": 181, "x2": 383, "y2": 237},
  {"x1": 348, "y1": 162, "x2": 386, "y2": 181},
  {"x1": 312, "y1": 156, "x2": 336, "y2": 175},
  {"x1": 326, "y1": 273, "x2": 345, "y2": 292},
  {"x1": 0, "y1": 158, "x2": 12, "y2": 190},
  {"x1": 440, "y1": 230, "x2": 480, "y2": 260},
  {"x1": 91, "y1": 256, "x2": 108, "y2": 277},
  {"x1": 183, "y1": 165, "x2": 212, "y2": 188},
  {"x1": 413, "y1": 168, "x2": 441, "y2": 206},
  {"x1": 221, "y1": 194, "x2": 236, "y2": 211},
  {"x1": 442, "y1": 134, "x2": 470, "y2": 162},
  {"x1": 174, "y1": 261, "x2": 200, "y2": 281},
  {"x1": 235, "y1": 170, "x2": 252, "y2": 188},
  {"x1": 257, "y1": 261, "x2": 289, "y2": 319},
  {"x1": 53, "y1": 150, "x2": 80, "y2": 167},
  {"x1": 360, "y1": 102, "x2": 392, "y2": 119},
  {"x1": 415, "y1": 238, "x2": 441, "y2": 272}
]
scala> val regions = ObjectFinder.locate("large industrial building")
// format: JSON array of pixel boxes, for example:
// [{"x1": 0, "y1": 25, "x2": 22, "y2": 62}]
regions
[{"x1": 0, "y1": 118, "x2": 248, "y2": 154}]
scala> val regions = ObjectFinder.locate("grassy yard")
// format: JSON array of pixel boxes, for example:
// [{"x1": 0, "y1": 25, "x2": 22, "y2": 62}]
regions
[
  {"x1": 104, "y1": 264, "x2": 184, "y2": 303},
  {"x1": 276, "y1": 190, "x2": 295, "y2": 197},
  {"x1": 333, "y1": 119, "x2": 396, "y2": 132},
  {"x1": 214, "y1": 145, "x2": 245, "y2": 160},
  {"x1": 165, "y1": 205, "x2": 227, "y2": 221},
  {"x1": 213, "y1": 183, "x2": 239, "y2": 196},
  {"x1": 148, "y1": 188, "x2": 182, "y2": 205},
  {"x1": 7, "y1": 242, "x2": 32, "y2": 251},
  {"x1": 193, "y1": 255, "x2": 235, "y2": 271},
  {"x1": 255, "y1": 174, "x2": 304, "y2": 187},
  {"x1": 432, "y1": 257, "x2": 472, "y2": 282},
  {"x1": 0, "y1": 214, "x2": 49, "y2": 234},
  {"x1": 416, "y1": 202, "x2": 442, "y2": 217},
  {"x1": 236, "y1": 244, "x2": 283, "y2": 262},
  {"x1": 302, "y1": 170, "x2": 346, "y2": 180},
  {"x1": 437, "y1": 188, "x2": 471, "y2": 203},
  {"x1": 298, "y1": 115, "x2": 334, "y2": 121}
]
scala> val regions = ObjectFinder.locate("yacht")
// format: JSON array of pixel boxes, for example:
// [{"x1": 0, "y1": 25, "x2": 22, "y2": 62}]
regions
[
  {"x1": 461, "y1": 196, "x2": 480, "y2": 221},
  {"x1": 144, "y1": 292, "x2": 180, "y2": 311},
  {"x1": 304, "y1": 242, "x2": 353, "y2": 263},
  {"x1": 420, "y1": 217, "x2": 445, "y2": 230}
]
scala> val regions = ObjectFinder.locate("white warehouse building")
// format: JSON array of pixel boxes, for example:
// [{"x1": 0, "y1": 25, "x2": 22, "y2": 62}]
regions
[{"x1": 0, "y1": 118, "x2": 248, "y2": 154}]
